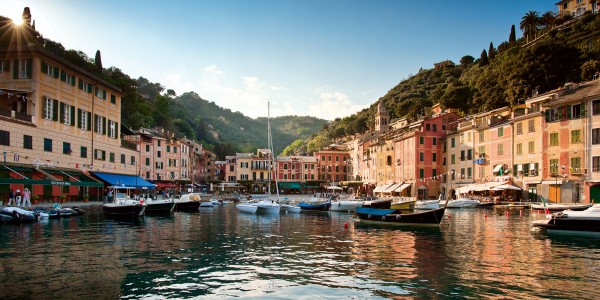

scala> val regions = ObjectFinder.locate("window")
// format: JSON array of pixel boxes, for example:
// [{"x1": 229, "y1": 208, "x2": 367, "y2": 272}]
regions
[
  {"x1": 62, "y1": 142, "x2": 71, "y2": 155},
  {"x1": 460, "y1": 150, "x2": 465, "y2": 161},
  {"x1": 174, "y1": 147, "x2": 177, "y2": 153},
  {"x1": 60, "y1": 70, "x2": 75, "y2": 85},
  {"x1": 571, "y1": 157, "x2": 581, "y2": 172},
  {"x1": 419, "y1": 168, "x2": 424, "y2": 179},
  {"x1": 550, "y1": 133, "x2": 559, "y2": 146},
  {"x1": 23, "y1": 135, "x2": 32, "y2": 149},
  {"x1": 95, "y1": 87, "x2": 107, "y2": 99},
  {"x1": 420, "y1": 136, "x2": 424, "y2": 144},
  {"x1": 593, "y1": 156, "x2": 600, "y2": 172},
  {"x1": 146, "y1": 145, "x2": 150, "y2": 152},
  {"x1": 467, "y1": 149, "x2": 472, "y2": 160},
  {"x1": 572, "y1": 104, "x2": 582, "y2": 119},
  {"x1": 17, "y1": 59, "x2": 32, "y2": 79},
  {"x1": 594, "y1": 100, "x2": 600, "y2": 115},
  {"x1": 0, "y1": 60, "x2": 6, "y2": 72},
  {"x1": 108, "y1": 120, "x2": 117, "y2": 138},
  {"x1": 432, "y1": 169, "x2": 437, "y2": 177},
  {"x1": 110, "y1": 94, "x2": 116, "y2": 104},
  {"x1": 419, "y1": 152, "x2": 424, "y2": 162},
  {"x1": 432, "y1": 153, "x2": 437, "y2": 162},
  {"x1": 451, "y1": 154, "x2": 455, "y2": 164},
  {"x1": 451, "y1": 138, "x2": 455, "y2": 148},
  {"x1": 121, "y1": 154, "x2": 126, "y2": 164},
  {"x1": 593, "y1": 128, "x2": 600, "y2": 145},
  {"x1": 516, "y1": 143, "x2": 522, "y2": 155},
  {"x1": 79, "y1": 109, "x2": 89, "y2": 130},
  {"x1": 79, "y1": 79, "x2": 93, "y2": 93},
  {"x1": 96, "y1": 115, "x2": 104, "y2": 134},
  {"x1": 145, "y1": 157, "x2": 150, "y2": 166},
  {"x1": 479, "y1": 146, "x2": 485, "y2": 157},
  {"x1": 433, "y1": 124, "x2": 437, "y2": 131},
  {"x1": 80, "y1": 146, "x2": 87, "y2": 158},
  {"x1": 528, "y1": 120, "x2": 535, "y2": 132},
  {"x1": 167, "y1": 145, "x2": 171, "y2": 152},
  {"x1": 426, "y1": 124, "x2": 430, "y2": 131},
  {"x1": 550, "y1": 159, "x2": 559, "y2": 174},
  {"x1": 432, "y1": 138, "x2": 437, "y2": 145},
  {"x1": 467, "y1": 167, "x2": 472, "y2": 178},
  {"x1": 41, "y1": 61, "x2": 58, "y2": 77},
  {"x1": 61, "y1": 103, "x2": 72, "y2": 125},
  {"x1": 328, "y1": 156, "x2": 332, "y2": 161},
  {"x1": 0, "y1": 130, "x2": 9, "y2": 146},
  {"x1": 95, "y1": 149, "x2": 106, "y2": 161},
  {"x1": 498, "y1": 127, "x2": 504, "y2": 137},
  {"x1": 157, "y1": 140, "x2": 161, "y2": 146},
  {"x1": 479, "y1": 131, "x2": 484, "y2": 142},
  {"x1": 498, "y1": 143, "x2": 504, "y2": 155},
  {"x1": 516, "y1": 122, "x2": 523, "y2": 135},
  {"x1": 528, "y1": 141, "x2": 535, "y2": 153},
  {"x1": 44, "y1": 138, "x2": 52, "y2": 152},
  {"x1": 109, "y1": 153, "x2": 115, "y2": 163},
  {"x1": 43, "y1": 97, "x2": 54, "y2": 120},
  {"x1": 467, "y1": 132, "x2": 471, "y2": 142},
  {"x1": 571, "y1": 130, "x2": 581, "y2": 143},
  {"x1": 157, "y1": 151, "x2": 161, "y2": 158}
]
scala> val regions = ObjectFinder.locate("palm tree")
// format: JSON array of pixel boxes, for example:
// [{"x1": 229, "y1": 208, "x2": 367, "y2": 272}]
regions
[
  {"x1": 540, "y1": 11, "x2": 556, "y2": 30},
  {"x1": 520, "y1": 11, "x2": 540, "y2": 43}
]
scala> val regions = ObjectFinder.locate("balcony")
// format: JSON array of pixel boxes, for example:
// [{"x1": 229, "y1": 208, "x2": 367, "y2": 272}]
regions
[{"x1": 0, "y1": 109, "x2": 33, "y2": 123}]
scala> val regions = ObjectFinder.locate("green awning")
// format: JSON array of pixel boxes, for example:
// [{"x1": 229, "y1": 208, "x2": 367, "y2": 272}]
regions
[
  {"x1": 0, "y1": 166, "x2": 104, "y2": 187},
  {"x1": 278, "y1": 182, "x2": 302, "y2": 190}
]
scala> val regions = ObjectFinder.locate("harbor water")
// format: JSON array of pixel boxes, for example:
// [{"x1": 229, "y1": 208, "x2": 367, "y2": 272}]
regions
[{"x1": 1, "y1": 204, "x2": 600, "y2": 299}]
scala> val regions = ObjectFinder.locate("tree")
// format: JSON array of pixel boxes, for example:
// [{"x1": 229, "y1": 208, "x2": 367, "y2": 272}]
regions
[
  {"x1": 166, "y1": 89, "x2": 177, "y2": 97},
  {"x1": 488, "y1": 42, "x2": 496, "y2": 61},
  {"x1": 540, "y1": 11, "x2": 556, "y2": 30},
  {"x1": 479, "y1": 49, "x2": 489, "y2": 67},
  {"x1": 460, "y1": 55, "x2": 475, "y2": 67},
  {"x1": 509, "y1": 25, "x2": 516, "y2": 43},
  {"x1": 581, "y1": 60, "x2": 600, "y2": 81},
  {"x1": 520, "y1": 11, "x2": 540, "y2": 43},
  {"x1": 94, "y1": 50, "x2": 103, "y2": 70}
]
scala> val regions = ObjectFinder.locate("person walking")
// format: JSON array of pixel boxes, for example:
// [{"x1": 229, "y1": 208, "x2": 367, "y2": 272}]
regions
[
  {"x1": 22, "y1": 188, "x2": 31, "y2": 208},
  {"x1": 15, "y1": 188, "x2": 21, "y2": 206},
  {"x1": 7, "y1": 189, "x2": 14, "y2": 206}
]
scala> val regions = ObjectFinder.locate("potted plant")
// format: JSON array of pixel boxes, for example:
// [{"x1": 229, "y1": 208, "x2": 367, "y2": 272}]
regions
[
  {"x1": 31, "y1": 195, "x2": 39, "y2": 205},
  {"x1": 59, "y1": 195, "x2": 67, "y2": 203},
  {"x1": 82, "y1": 195, "x2": 89, "y2": 202}
]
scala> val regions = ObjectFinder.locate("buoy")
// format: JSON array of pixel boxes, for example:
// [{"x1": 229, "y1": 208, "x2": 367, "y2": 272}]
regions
[
  {"x1": 484, "y1": 213, "x2": 487, "y2": 218},
  {"x1": 447, "y1": 214, "x2": 451, "y2": 219},
  {"x1": 520, "y1": 210, "x2": 523, "y2": 216},
  {"x1": 344, "y1": 222, "x2": 348, "y2": 229}
]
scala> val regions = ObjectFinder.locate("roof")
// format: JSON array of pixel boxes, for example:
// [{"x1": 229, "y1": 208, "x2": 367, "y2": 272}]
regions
[
  {"x1": 546, "y1": 81, "x2": 600, "y2": 107},
  {"x1": 91, "y1": 172, "x2": 156, "y2": 189}
]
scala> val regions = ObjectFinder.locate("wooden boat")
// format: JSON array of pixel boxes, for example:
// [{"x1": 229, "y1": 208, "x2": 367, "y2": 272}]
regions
[
  {"x1": 531, "y1": 203, "x2": 592, "y2": 212},
  {"x1": 532, "y1": 204, "x2": 600, "y2": 232},
  {"x1": 355, "y1": 206, "x2": 446, "y2": 225},
  {"x1": 361, "y1": 199, "x2": 392, "y2": 209},
  {"x1": 299, "y1": 201, "x2": 331, "y2": 211},
  {"x1": 390, "y1": 199, "x2": 416, "y2": 210}
]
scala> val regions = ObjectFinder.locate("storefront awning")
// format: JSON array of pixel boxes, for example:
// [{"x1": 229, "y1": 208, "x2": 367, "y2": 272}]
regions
[
  {"x1": 394, "y1": 183, "x2": 412, "y2": 192},
  {"x1": 155, "y1": 182, "x2": 176, "y2": 188},
  {"x1": 0, "y1": 166, "x2": 103, "y2": 187},
  {"x1": 91, "y1": 172, "x2": 155, "y2": 189},
  {"x1": 383, "y1": 182, "x2": 402, "y2": 193},
  {"x1": 373, "y1": 183, "x2": 393, "y2": 193},
  {"x1": 279, "y1": 182, "x2": 302, "y2": 190}
]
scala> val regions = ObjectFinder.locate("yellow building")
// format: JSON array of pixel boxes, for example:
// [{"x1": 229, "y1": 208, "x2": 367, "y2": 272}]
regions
[{"x1": 556, "y1": 0, "x2": 599, "y2": 17}]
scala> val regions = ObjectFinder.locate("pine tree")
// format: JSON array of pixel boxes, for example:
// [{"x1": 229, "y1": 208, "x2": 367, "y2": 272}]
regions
[
  {"x1": 479, "y1": 49, "x2": 489, "y2": 67},
  {"x1": 488, "y1": 42, "x2": 496, "y2": 60},
  {"x1": 94, "y1": 50, "x2": 103, "y2": 70},
  {"x1": 509, "y1": 25, "x2": 516, "y2": 43}
]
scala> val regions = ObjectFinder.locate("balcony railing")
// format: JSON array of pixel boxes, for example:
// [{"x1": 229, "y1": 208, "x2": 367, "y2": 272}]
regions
[{"x1": 0, "y1": 109, "x2": 33, "y2": 123}]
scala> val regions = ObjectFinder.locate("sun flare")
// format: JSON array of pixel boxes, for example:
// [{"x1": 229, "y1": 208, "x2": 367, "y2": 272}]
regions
[{"x1": 11, "y1": 14, "x2": 24, "y2": 26}]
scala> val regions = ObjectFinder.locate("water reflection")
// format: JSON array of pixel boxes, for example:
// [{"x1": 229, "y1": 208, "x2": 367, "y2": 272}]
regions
[{"x1": 2, "y1": 205, "x2": 600, "y2": 298}]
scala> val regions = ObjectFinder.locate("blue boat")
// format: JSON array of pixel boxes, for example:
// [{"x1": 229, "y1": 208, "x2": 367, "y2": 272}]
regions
[{"x1": 299, "y1": 201, "x2": 331, "y2": 211}]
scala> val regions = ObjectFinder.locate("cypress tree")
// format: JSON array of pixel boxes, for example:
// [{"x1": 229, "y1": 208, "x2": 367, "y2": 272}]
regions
[
  {"x1": 488, "y1": 42, "x2": 496, "y2": 60},
  {"x1": 509, "y1": 25, "x2": 516, "y2": 43},
  {"x1": 95, "y1": 50, "x2": 103, "y2": 70},
  {"x1": 479, "y1": 49, "x2": 489, "y2": 67}
]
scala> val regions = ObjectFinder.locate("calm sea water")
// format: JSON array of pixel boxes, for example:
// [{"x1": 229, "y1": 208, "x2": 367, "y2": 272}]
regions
[{"x1": 1, "y1": 205, "x2": 600, "y2": 299}]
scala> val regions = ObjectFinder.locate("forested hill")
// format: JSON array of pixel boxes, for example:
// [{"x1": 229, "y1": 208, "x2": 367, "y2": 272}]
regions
[{"x1": 295, "y1": 11, "x2": 600, "y2": 155}]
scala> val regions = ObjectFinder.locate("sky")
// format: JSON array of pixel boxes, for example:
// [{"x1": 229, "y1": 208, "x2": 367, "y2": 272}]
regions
[{"x1": 3, "y1": 1, "x2": 552, "y2": 120}]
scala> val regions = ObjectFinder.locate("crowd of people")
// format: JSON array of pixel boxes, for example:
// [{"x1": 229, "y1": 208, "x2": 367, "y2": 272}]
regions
[{"x1": 6, "y1": 188, "x2": 32, "y2": 208}]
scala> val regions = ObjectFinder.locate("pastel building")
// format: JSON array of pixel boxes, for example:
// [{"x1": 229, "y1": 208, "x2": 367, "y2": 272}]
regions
[
  {"x1": 556, "y1": 0, "x2": 599, "y2": 17},
  {"x1": 587, "y1": 81, "x2": 600, "y2": 202}
]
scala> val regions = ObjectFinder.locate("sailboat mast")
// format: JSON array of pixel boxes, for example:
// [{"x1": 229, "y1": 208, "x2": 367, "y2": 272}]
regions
[{"x1": 267, "y1": 102, "x2": 280, "y2": 199}]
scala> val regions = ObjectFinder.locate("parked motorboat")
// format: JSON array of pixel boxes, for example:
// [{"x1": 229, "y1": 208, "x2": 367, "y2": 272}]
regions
[
  {"x1": 236, "y1": 202, "x2": 258, "y2": 214},
  {"x1": 415, "y1": 199, "x2": 441, "y2": 210},
  {"x1": 144, "y1": 197, "x2": 175, "y2": 214},
  {"x1": 444, "y1": 198, "x2": 480, "y2": 208},
  {"x1": 531, "y1": 203, "x2": 592, "y2": 212},
  {"x1": 0, "y1": 207, "x2": 38, "y2": 223},
  {"x1": 173, "y1": 193, "x2": 202, "y2": 212},
  {"x1": 103, "y1": 186, "x2": 146, "y2": 218},
  {"x1": 299, "y1": 201, "x2": 331, "y2": 211},
  {"x1": 355, "y1": 206, "x2": 446, "y2": 225},
  {"x1": 279, "y1": 203, "x2": 301, "y2": 213},
  {"x1": 254, "y1": 199, "x2": 280, "y2": 214},
  {"x1": 330, "y1": 199, "x2": 363, "y2": 212},
  {"x1": 532, "y1": 204, "x2": 600, "y2": 232}
]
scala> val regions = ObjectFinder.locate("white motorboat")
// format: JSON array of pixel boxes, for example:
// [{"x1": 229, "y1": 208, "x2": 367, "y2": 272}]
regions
[
  {"x1": 415, "y1": 199, "x2": 440, "y2": 210},
  {"x1": 531, "y1": 203, "x2": 592, "y2": 212},
  {"x1": 444, "y1": 197, "x2": 480, "y2": 208},
  {"x1": 236, "y1": 203, "x2": 258, "y2": 214},
  {"x1": 280, "y1": 203, "x2": 301, "y2": 213},
  {"x1": 532, "y1": 204, "x2": 600, "y2": 232},
  {"x1": 254, "y1": 199, "x2": 280, "y2": 214},
  {"x1": 330, "y1": 200, "x2": 363, "y2": 212},
  {"x1": 103, "y1": 186, "x2": 146, "y2": 217},
  {"x1": 173, "y1": 193, "x2": 202, "y2": 212}
]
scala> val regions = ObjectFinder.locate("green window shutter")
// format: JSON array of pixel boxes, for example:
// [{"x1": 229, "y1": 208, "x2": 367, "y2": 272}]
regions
[
  {"x1": 60, "y1": 70, "x2": 66, "y2": 82},
  {"x1": 567, "y1": 106, "x2": 572, "y2": 119},
  {"x1": 70, "y1": 105, "x2": 75, "y2": 126},
  {"x1": 115, "y1": 122, "x2": 119, "y2": 138},
  {"x1": 77, "y1": 108, "x2": 82, "y2": 128},
  {"x1": 53, "y1": 66, "x2": 59, "y2": 78},
  {"x1": 87, "y1": 83, "x2": 92, "y2": 93},
  {"x1": 26, "y1": 59, "x2": 32, "y2": 78},
  {"x1": 70, "y1": 76, "x2": 75, "y2": 86},
  {"x1": 78, "y1": 79, "x2": 83, "y2": 89},
  {"x1": 94, "y1": 86, "x2": 98, "y2": 96},
  {"x1": 86, "y1": 112, "x2": 91, "y2": 131},
  {"x1": 52, "y1": 99, "x2": 59, "y2": 121},
  {"x1": 13, "y1": 60, "x2": 18, "y2": 79},
  {"x1": 94, "y1": 114, "x2": 98, "y2": 131},
  {"x1": 59, "y1": 102, "x2": 65, "y2": 122},
  {"x1": 523, "y1": 163, "x2": 530, "y2": 176},
  {"x1": 102, "y1": 90, "x2": 106, "y2": 99},
  {"x1": 545, "y1": 110, "x2": 550, "y2": 122},
  {"x1": 103, "y1": 117, "x2": 107, "y2": 135},
  {"x1": 102, "y1": 151, "x2": 105, "y2": 161},
  {"x1": 41, "y1": 61, "x2": 47, "y2": 72},
  {"x1": 581, "y1": 103, "x2": 586, "y2": 117}
]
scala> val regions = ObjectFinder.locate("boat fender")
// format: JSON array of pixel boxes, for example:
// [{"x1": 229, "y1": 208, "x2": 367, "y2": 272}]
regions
[
  {"x1": 381, "y1": 216, "x2": 386, "y2": 221},
  {"x1": 367, "y1": 215, "x2": 372, "y2": 220},
  {"x1": 396, "y1": 215, "x2": 401, "y2": 220},
  {"x1": 338, "y1": 202, "x2": 341, "y2": 207},
  {"x1": 139, "y1": 199, "x2": 144, "y2": 204}
]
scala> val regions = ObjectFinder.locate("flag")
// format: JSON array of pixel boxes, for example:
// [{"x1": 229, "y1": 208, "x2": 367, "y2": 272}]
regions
[{"x1": 540, "y1": 196, "x2": 550, "y2": 215}]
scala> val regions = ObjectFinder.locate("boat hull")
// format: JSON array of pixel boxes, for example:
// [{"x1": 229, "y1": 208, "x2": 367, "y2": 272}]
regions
[
  {"x1": 445, "y1": 199, "x2": 480, "y2": 208},
  {"x1": 145, "y1": 202, "x2": 175, "y2": 214},
  {"x1": 329, "y1": 200, "x2": 363, "y2": 212},
  {"x1": 173, "y1": 201, "x2": 201, "y2": 212},
  {"x1": 103, "y1": 204, "x2": 146, "y2": 217},
  {"x1": 361, "y1": 199, "x2": 392, "y2": 209},
  {"x1": 237, "y1": 204, "x2": 258, "y2": 214},
  {"x1": 299, "y1": 202, "x2": 331, "y2": 211},
  {"x1": 390, "y1": 200, "x2": 416, "y2": 210},
  {"x1": 280, "y1": 204, "x2": 301, "y2": 213},
  {"x1": 355, "y1": 207, "x2": 446, "y2": 224},
  {"x1": 531, "y1": 203, "x2": 592, "y2": 211},
  {"x1": 532, "y1": 218, "x2": 600, "y2": 232}
]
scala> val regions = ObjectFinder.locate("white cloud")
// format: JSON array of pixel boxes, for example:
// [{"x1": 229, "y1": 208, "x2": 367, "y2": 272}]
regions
[{"x1": 307, "y1": 92, "x2": 368, "y2": 120}]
